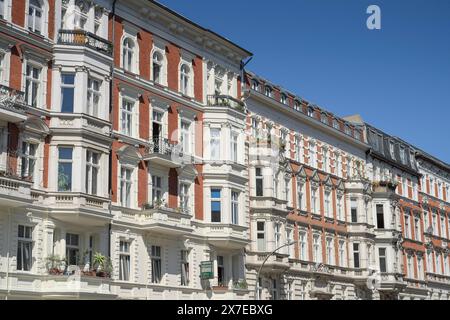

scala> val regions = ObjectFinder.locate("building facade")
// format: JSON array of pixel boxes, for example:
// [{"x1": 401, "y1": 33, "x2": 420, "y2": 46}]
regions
[{"x1": 0, "y1": 0, "x2": 448, "y2": 300}]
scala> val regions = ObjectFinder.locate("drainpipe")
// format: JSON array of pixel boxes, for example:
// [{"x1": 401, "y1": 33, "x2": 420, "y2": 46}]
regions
[{"x1": 108, "y1": 0, "x2": 118, "y2": 259}]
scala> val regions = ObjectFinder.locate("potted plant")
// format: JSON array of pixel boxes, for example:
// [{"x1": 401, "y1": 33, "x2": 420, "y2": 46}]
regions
[
  {"x1": 46, "y1": 254, "x2": 65, "y2": 275},
  {"x1": 92, "y1": 253, "x2": 112, "y2": 278}
]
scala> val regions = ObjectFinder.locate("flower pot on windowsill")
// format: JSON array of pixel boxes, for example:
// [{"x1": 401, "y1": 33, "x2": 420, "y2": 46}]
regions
[
  {"x1": 212, "y1": 285, "x2": 229, "y2": 292},
  {"x1": 48, "y1": 268, "x2": 63, "y2": 276}
]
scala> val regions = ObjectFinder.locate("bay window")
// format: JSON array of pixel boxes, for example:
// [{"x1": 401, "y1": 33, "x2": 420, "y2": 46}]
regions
[
  {"x1": 152, "y1": 175, "x2": 163, "y2": 206},
  {"x1": 86, "y1": 150, "x2": 100, "y2": 195},
  {"x1": 58, "y1": 147, "x2": 73, "y2": 191},
  {"x1": 255, "y1": 167, "x2": 263, "y2": 197},
  {"x1": 379, "y1": 248, "x2": 387, "y2": 273},
  {"x1": 230, "y1": 132, "x2": 238, "y2": 162},
  {"x1": 211, "y1": 189, "x2": 221, "y2": 223},
  {"x1": 231, "y1": 191, "x2": 239, "y2": 225},
  {"x1": 60, "y1": 73, "x2": 75, "y2": 113},
  {"x1": 87, "y1": 78, "x2": 101, "y2": 117},
  {"x1": 179, "y1": 182, "x2": 190, "y2": 213},
  {"x1": 210, "y1": 128, "x2": 221, "y2": 160},
  {"x1": 257, "y1": 221, "x2": 266, "y2": 251}
]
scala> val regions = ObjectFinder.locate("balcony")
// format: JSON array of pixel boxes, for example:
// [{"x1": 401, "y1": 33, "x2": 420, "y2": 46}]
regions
[
  {"x1": 143, "y1": 137, "x2": 180, "y2": 168},
  {"x1": 197, "y1": 223, "x2": 249, "y2": 249},
  {"x1": 0, "y1": 150, "x2": 32, "y2": 206},
  {"x1": 49, "y1": 113, "x2": 111, "y2": 137},
  {"x1": 140, "y1": 205, "x2": 193, "y2": 235},
  {"x1": 246, "y1": 252, "x2": 290, "y2": 273},
  {"x1": 0, "y1": 85, "x2": 29, "y2": 122},
  {"x1": 206, "y1": 95, "x2": 245, "y2": 112},
  {"x1": 58, "y1": 29, "x2": 113, "y2": 57}
]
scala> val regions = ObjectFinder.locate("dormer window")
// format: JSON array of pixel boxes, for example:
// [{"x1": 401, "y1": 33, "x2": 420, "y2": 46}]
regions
[
  {"x1": 399, "y1": 146, "x2": 406, "y2": 164},
  {"x1": 264, "y1": 86, "x2": 272, "y2": 98},
  {"x1": 280, "y1": 94, "x2": 287, "y2": 105},
  {"x1": 307, "y1": 107, "x2": 314, "y2": 117},
  {"x1": 321, "y1": 113, "x2": 328, "y2": 124},
  {"x1": 294, "y1": 100, "x2": 301, "y2": 111},
  {"x1": 389, "y1": 141, "x2": 395, "y2": 159},
  {"x1": 28, "y1": 0, "x2": 43, "y2": 34},
  {"x1": 252, "y1": 80, "x2": 259, "y2": 91},
  {"x1": 345, "y1": 125, "x2": 351, "y2": 136},
  {"x1": 354, "y1": 130, "x2": 361, "y2": 140},
  {"x1": 332, "y1": 119, "x2": 339, "y2": 129}
]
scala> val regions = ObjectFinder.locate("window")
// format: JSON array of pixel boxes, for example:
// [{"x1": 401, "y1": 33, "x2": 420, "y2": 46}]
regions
[
  {"x1": 121, "y1": 99, "x2": 133, "y2": 136},
  {"x1": 230, "y1": 132, "x2": 238, "y2": 162},
  {"x1": 120, "y1": 167, "x2": 132, "y2": 208},
  {"x1": 338, "y1": 240, "x2": 346, "y2": 267},
  {"x1": 21, "y1": 142, "x2": 37, "y2": 179},
  {"x1": 122, "y1": 38, "x2": 135, "y2": 72},
  {"x1": 424, "y1": 210, "x2": 429, "y2": 232},
  {"x1": 324, "y1": 191, "x2": 331, "y2": 218},
  {"x1": 284, "y1": 177, "x2": 291, "y2": 203},
  {"x1": 345, "y1": 125, "x2": 351, "y2": 135},
  {"x1": 87, "y1": 78, "x2": 101, "y2": 117},
  {"x1": 337, "y1": 196, "x2": 343, "y2": 221},
  {"x1": 326, "y1": 237, "x2": 334, "y2": 265},
  {"x1": 404, "y1": 212, "x2": 411, "y2": 239},
  {"x1": 273, "y1": 176, "x2": 278, "y2": 199},
  {"x1": 271, "y1": 279, "x2": 278, "y2": 300},
  {"x1": 399, "y1": 146, "x2": 406, "y2": 164},
  {"x1": 264, "y1": 86, "x2": 272, "y2": 97},
  {"x1": 295, "y1": 136, "x2": 302, "y2": 162},
  {"x1": 251, "y1": 80, "x2": 259, "y2": 91},
  {"x1": 231, "y1": 191, "x2": 239, "y2": 225},
  {"x1": 58, "y1": 147, "x2": 73, "y2": 191},
  {"x1": 217, "y1": 255, "x2": 225, "y2": 286},
  {"x1": 417, "y1": 256, "x2": 424, "y2": 280},
  {"x1": 311, "y1": 187, "x2": 318, "y2": 214},
  {"x1": 286, "y1": 228, "x2": 293, "y2": 257},
  {"x1": 180, "y1": 121, "x2": 190, "y2": 154},
  {"x1": 180, "y1": 250, "x2": 189, "y2": 286},
  {"x1": 152, "y1": 175, "x2": 163, "y2": 205},
  {"x1": 426, "y1": 251, "x2": 432, "y2": 273},
  {"x1": 440, "y1": 216, "x2": 445, "y2": 238},
  {"x1": 332, "y1": 119, "x2": 339, "y2": 129},
  {"x1": 151, "y1": 245, "x2": 162, "y2": 283},
  {"x1": 0, "y1": 52, "x2": 4, "y2": 83},
  {"x1": 65, "y1": 233, "x2": 79, "y2": 266},
  {"x1": 297, "y1": 181, "x2": 304, "y2": 211},
  {"x1": 28, "y1": 0, "x2": 43, "y2": 34},
  {"x1": 60, "y1": 73, "x2": 75, "y2": 113},
  {"x1": 379, "y1": 248, "x2": 387, "y2": 273},
  {"x1": 257, "y1": 221, "x2": 266, "y2": 251},
  {"x1": 307, "y1": 107, "x2": 314, "y2": 117},
  {"x1": 299, "y1": 231, "x2": 307, "y2": 260},
  {"x1": 210, "y1": 128, "x2": 220, "y2": 160},
  {"x1": 389, "y1": 141, "x2": 395, "y2": 159},
  {"x1": 17, "y1": 225, "x2": 33, "y2": 271},
  {"x1": 280, "y1": 94, "x2": 287, "y2": 104},
  {"x1": 350, "y1": 198, "x2": 358, "y2": 223},
  {"x1": 309, "y1": 142, "x2": 316, "y2": 167},
  {"x1": 294, "y1": 100, "x2": 301, "y2": 111},
  {"x1": 432, "y1": 212, "x2": 438, "y2": 236},
  {"x1": 407, "y1": 255, "x2": 413, "y2": 278},
  {"x1": 251, "y1": 118, "x2": 258, "y2": 137},
  {"x1": 0, "y1": 0, "x2": 5, "y2": 20},
  {"x1": 402, "y1": 178, "x2": 407, "y2": 197},
  {"x1": 180, "y1": 64, "x2": 190, "y2": 95},
  {"x1": 322, "y1": 149, "x2": 328, "y2": 171},
  {"x1": 437, "y1": 253, "x2": 443, "y2": 274},
  {"x1": 179, "y1": 183, "x2": 190, "y2": 213},
  {"x1": 85, "y1": 150, "x2": 99, "y2": 195},
  {"x1": 25, "y1": 64, "x2": 41, "y2": 108},
  {"x1": 274, "y1": 222, "x2": 281, "y2": 249},
  {"x1": 211, "y1": 189, "x2": 221, "y2": 223},
  {"x1": 321, "y1": 113, "x2": 328, "y2": 124},
  {"x1": 152, "y1": 51, "x2": 163, "y2": 84},
  {"x1": 376, "y1": 204, "x2": 385, "y2": 229},
  {"x1": 353, "y1": 243, "x2": 360, "y2": 268},
  {"x1": 119, "y1": 241, "x2": 131, "y2": 281},
  {"x1": 255, "y1": 167, "x2": 264, "y2": 197},
  {"x1": 286, "y1": 281, "x2": 294, "y2": 300},
  {"x1": 313, "y1": 234, "x2": 322, "y2": 263},
  {"x1": 336, "y1": 154, "x2": 342, "y2": 177},
  {"x1": 414, "y1": 215, "x2": 421, "y2": 241}
]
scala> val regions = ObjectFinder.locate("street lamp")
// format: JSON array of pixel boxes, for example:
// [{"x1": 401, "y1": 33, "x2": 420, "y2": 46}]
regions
[{"x1": 254, "y1": 240, "x2": 296, "y2": 300}]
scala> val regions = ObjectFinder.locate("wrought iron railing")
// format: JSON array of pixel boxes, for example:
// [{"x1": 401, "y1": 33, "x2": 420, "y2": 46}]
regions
[
  {"x1": 145, "y1": 137, "x2": 176, "y2": 156},
  {"x1": 0, "y1": 85, "x2": 28, "y2": 113},
  {"x1": 58, "y1": 29, "x2": 113, "y2": 56},
  {"x1": 206, "y1": 95, "x2": 245, "y2": 111}
]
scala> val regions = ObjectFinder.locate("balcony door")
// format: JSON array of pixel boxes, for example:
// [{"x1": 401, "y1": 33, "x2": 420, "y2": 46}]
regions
[{"x1": 151, "y1": 110, "x2": 164, "y2": 153}]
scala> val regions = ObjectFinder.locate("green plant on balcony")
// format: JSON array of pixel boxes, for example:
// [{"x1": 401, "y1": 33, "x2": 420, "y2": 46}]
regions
[
  {"x1": 92, "y1": 252, "x2": 112, "y2": 278},
  {"x1": 45, "y1": 254, "x2": 66, "y2": 275},
  {"x1": 233, "y1": 279, "x2": 248, "y2": 290}
]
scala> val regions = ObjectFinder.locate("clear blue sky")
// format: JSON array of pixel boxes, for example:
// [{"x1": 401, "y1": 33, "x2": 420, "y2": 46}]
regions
[{"x1": 158, "y1": 0, "x2": 450, "y2": 163}]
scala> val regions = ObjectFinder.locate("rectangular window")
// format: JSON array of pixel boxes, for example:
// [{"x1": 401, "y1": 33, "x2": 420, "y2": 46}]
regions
[
  {"x1": 216, "y1": 256, "x2": 226, "y2": 287},
  {"x1": 272, "y1": 279, "x2": 278, "y2": 300},
  {"x1": 231, "y1": 191, "x2": 239, "y2": 225},
  {"x1": 121, "y1": 99, "x2": 133, "y2": 136},
  {"x1": 284, "y1": 178, "x2": 291, "y2": 203},
  {"x1": 286, "y1": 281, "x2": 294, "y2": 300},
  {"x1": 353, "y1": 243, "x2": 360, "y2": 268},
  {"x1": 17, "y1": 225, "x2": 33, "y2": 271},
  {"x1": 337, "y1": 196, "x2": 343, "y2": 221},
  {"x1": 404, "y1": 212, "x2": 410, "y2": 239},
  {"x1": 152, "y1": 175, "x2": 163, "y2": 205},
  {"x1": 25, "y1": 64, "x2": 41, "y2": 108},
  {"x1": 322, "y1": 149, "x2": 328, "y2": 172},
  {"x1": 0, "y1": 53, "x2": 4, "y2": 84},
  {"x1": 326, "y1": 237, "x2": 334, "y2": 265},
  {"x1": 350, "y1": 198, "x2": 358, "y2": 223},
  {"x1": 407, "y1": 255, "x2": 413, "y2": 278},
  {"x1": 151, "y1": 245, "x2": 162, "y2": 283},
  {"x1": 309, "y1": 143, "x2": 316, "y2": 167},
  {"x1": 400, "y1": 147, "x2": 406, "y2": 164},
  {"x1": 65, "y1": 233, "x2": 79, "y2": 266},
  {"x1": 436, "y1": 253, "x2": 442, "y2": 274},
  {"x1": 274, "y1": 222, "x2": 281, "y2": 249},
  {"x1": 389, "y1": 141, "x2": 395, "y2": 159},
  {"x1": 210, "y1": 128, "x2": 221, "y2": 160},
  {"x1": 58, "y1": 147, "x2": 73, "y2": 191},
  {"x1": 120, "y1": 167, "x2": 132, "y2": 208},
  {"x1": 313, "y1": 234, "x2": 322, "y2": 263},
  {"x1": 119, "y1": 241, "x2": 131, "y2": 281},
  {"x1": 230, "y1": 132, "x2": 238, "y2": 162},
  {"x1": 417, "y1": 256, "x2": 424, "y2": 280},
  {"x1": 311, "y1": 188, "x2": 318, "y2": 214},
  {"x1": 211, "y1": 189, "x2": 221, "y2": 223},
  {"x1": 180, "y1": 121, "x2": 190, "y2": 154},
  {"x1": 297, "y1": 181, "x2": 304, "y2": 211},
  {"x1": 0, "y1": 0, "x2": 5, "y2": 20},
  {"x1": 87, "y1": 78, "x2": 101, "y2": 117},
  {"x1": 21, "y1": 142, "x2": 37, "y2": 179},
  {"x1": 257, "y1": 221, "x2": 266, "y2": 251},
  {"x1": 295, "y1": 136, "x2": 301, "y2": 162},
  {"x1": 336, "y1": 154, "x2": 342, "y2": 177},
  {"x1": 299, "y1": 231, "x2": 307, "y2": 260},
  {"x1": 180, "y1": 250, "x2": 189, "y2": 286},
  {"x1": 179, "y1": 182, "x2": 190, "y2": 213},
  {"x1": 432, "y1": 212, "x2": 438, "y2": 236},
  {"x1": 324, "y1": 191, "x2": 331, "y2": 218},
  {"x1": 85, "y1": 150, "x2": 99, "y2": 195},
  {"x1": 28, "y1": 0, "x2": 42, "y2": 33},
  {"x1": 440, "y1": 216, "x2": 445, "y2": 238},
  {"x1": 414, "y1": 216, "x2": 421, "y2": 241},
  {"x1": 376, "y1": 204, "x2": 385, "y2": 229},
  {"x1": 379, "y1": 248, "x2": 387, "y2": 273},
  {"x1": 255, "y1": 167, "x2": 264, "y2": 197},
  {"x1": 61, "y1": 73, "x2": 75, "y2": 113}
]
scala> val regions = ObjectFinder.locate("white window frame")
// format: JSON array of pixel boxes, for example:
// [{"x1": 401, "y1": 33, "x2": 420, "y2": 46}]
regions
[
  {"x1": 231, "y1": 190, "x2": 239, "y2": 225},
  {"x1": 87, "y1": 77, "x2": 101, "y2": 118},
  {"x1": 119, "y1": 240, "x2": 131, "y2": 281},
  {"x1": 179, "y1": 63, "x2": 192, "y2": 96},
  {"x1": 119, "y1": 165, "x2": 133, "y2": 208},
  {"x1": 17, "y1": 224, "x2": 33, "y2": 271},
  {"x1": 24, "y1": 62, "x2": 42, "y2": 108},
  {"x1": 86, "y1": 150, "x2": 100, "y2": 196},
  {"x1": 151, "y1": 245, "x2": 162, "y2": 284},
  {"x1": 210, "y1": 128, "x2": 221, "y2": 160},
  {"x1": 299, "y1": 231, "x2": 307, "y2": 261}
]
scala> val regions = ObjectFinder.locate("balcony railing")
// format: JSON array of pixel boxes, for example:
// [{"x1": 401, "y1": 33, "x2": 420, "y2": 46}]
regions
[
  {"x1": 0, "y1": 85, "x2": 28, "y2": 114},
  {"x1": 206, "y1": 95, "x2": 245, "y2": 112},
  {"x1": 146, "y1": 137, "x2": 176, "y2": 156},
  {"x1": 58, "y1": 29, "x2": 113, "y2": 56}
]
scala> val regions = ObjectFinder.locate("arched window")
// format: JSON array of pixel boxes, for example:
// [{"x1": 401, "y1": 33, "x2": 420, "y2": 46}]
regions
[
  {"x1": 180, "y1": 64, "x2": 190, "y2": 95},
  {"x1": 294, "y1": 100, "x2": 301, "y2": 111},
  {"x1": 252, "y1": 80, "x2": 259, "y2": 91},
  {"x1": 280, "y1": 94, "x2": 287, "y2": 105},
  {"x1": 307, "y1": 106, "x2": 314, "y2": 117},
  {"x1": 264, "y1": 86, "x2": 272, "y2": 98},
  {"x1": 28, "y1": 0, "x2": 43, "y2": 34},
  {"x1": 122, "y1": 38, "x2": 135, "y2": 72},
  {"x1": 152, "y1": 51, "x2": 163, "y2": 84}
]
